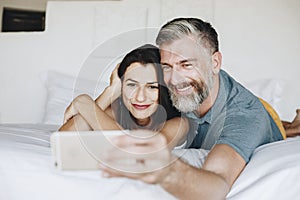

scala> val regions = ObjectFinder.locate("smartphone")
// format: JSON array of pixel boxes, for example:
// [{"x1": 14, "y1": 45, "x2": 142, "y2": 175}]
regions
[{"x1": 50, "y1": 130, "x2": 126, "y2": 170}]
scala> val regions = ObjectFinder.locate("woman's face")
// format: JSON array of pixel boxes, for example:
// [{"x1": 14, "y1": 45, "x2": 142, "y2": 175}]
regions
[{"x1": 122, "y1": 62, "x2": 159, "y2": 125}]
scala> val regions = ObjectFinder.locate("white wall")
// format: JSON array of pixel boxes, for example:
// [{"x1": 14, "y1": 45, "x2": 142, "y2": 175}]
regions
[
  {"x1": 214, "y1": 0, "x2": 300, "y2": 120},
  {"x1": 0, "y1": 0, "x2": 299, "y2": 123}
]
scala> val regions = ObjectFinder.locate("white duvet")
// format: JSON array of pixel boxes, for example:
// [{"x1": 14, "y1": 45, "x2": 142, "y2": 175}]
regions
[{"x1": 0, "y1": 124, "x2": 299, "y2": 200}]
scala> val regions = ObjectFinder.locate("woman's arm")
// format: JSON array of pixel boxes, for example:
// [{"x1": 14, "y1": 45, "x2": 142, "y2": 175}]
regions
[
  {"x1": 59, "y1": 65, "x2": 121, "y2": 132},
  {"x1": 159, "y1": 117, "x2": 189, "y2": 149},
  {"x1": 59, "y1": 93, "x2": 121, "y2": 131},
  {"x1": 59, "y1": 113, "x2": 92, "y2": 131},
  {"x1": 95, "y1": 86, "x2": 120, "y2": 111},
  {"x1": 68, "y1": 94, "x2": 122, "y2": 131}
]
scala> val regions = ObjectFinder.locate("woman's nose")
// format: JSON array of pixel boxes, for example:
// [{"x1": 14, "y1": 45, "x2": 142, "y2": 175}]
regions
[{"x1": 135, "y1": 86, "x2": 146, "y2": 102}]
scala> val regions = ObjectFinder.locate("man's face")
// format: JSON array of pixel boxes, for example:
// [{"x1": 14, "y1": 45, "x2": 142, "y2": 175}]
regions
[{"x1": 160, "y1": 35, "x2": 214, "y2": 113}]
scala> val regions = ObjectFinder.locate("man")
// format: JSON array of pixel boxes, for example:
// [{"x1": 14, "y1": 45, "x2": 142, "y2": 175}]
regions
[{"x1": 99, "y1": 17, "x2": 285, "y2": 199}]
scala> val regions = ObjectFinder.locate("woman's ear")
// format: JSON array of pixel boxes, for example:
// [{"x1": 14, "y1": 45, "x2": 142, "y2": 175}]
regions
[{"x1": 211, "y1": 51, "x2": 222, "y2": 74}]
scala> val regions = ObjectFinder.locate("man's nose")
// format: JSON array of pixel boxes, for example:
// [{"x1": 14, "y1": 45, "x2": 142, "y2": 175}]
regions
[
  {"x1": 170, "y1": 68, "x2": 185, "y2": 86},
  {"x1": 135, "y1": 86, "x2": 146, "y2": 102}
]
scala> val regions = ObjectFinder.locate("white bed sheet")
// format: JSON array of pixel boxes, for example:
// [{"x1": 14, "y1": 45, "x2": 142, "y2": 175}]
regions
[
  {"x1": 227, "y1": 136, "x2": 300, "y2": 199},
  {"x1": 0, "y1": 124, "x2": 175, "y2": 200},
  {"x1": 0, "y1": 124, "x2": 300, "y2": 200}
]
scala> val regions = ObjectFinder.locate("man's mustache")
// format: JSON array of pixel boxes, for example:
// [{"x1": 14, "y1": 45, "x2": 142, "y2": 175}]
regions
[{"x1": 167, "y1": 80, "x2": 202, "y2": 93}]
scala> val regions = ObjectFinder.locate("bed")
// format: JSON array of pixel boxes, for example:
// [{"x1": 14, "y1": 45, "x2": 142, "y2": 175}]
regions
[
  {"x1": 1, "y1": 67, "x2": 296, "y2": 199},
  {"x1": 1, "y1": 123, "x2": 300, "y2": 200},
  {"x1": 0, "y1": 35, "x2": 297, "y2": 199},
  {"x1": 1, "y1": 2, "x2": 300, "y2": 199}
]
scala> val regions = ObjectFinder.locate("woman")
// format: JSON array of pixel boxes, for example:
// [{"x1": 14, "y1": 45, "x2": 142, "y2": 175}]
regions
[{"x1": 59, "y1": 44, "x2": 189, "y2": 149}]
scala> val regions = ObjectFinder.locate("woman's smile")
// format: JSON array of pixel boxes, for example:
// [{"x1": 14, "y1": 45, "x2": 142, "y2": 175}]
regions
[
  {"x1": 122, "y1": 62, "x2": 159, "y2": 122},
  {"x1": 132, "y1": 103, "x2": 152, "y2": 110}
]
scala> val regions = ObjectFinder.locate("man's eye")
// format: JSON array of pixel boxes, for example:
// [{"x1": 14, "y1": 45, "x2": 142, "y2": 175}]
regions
[
  {"x1": 126, "y1": 83, "x2": 136, "y2": 87},
  {"x1": 182, "y1": 63, "x2": 193, "y2": 69},
  {"x1": 162, "y1": 65, "x2": 172, "y2": 71}
]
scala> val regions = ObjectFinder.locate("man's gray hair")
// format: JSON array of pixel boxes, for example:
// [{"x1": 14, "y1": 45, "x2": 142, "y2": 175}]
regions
[{"x1": 156, "y1": 18, "x2": 219, "y2": 55}]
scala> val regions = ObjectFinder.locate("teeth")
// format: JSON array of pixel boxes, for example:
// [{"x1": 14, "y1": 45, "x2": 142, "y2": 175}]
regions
[{"x1": 176, "y1": 85, "x2": 192, "y2": 92}]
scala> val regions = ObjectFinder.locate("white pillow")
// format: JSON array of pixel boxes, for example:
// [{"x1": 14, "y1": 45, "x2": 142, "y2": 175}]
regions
[
  {"x1": 41, "y1": 70, "x2": 285, "y2": 125},
  {"x1": 243, "y1": 79, "x2": 285, "y2": 113},
  {"x1": 40, "y1": 71, "x2": 109, "y2": 125}
]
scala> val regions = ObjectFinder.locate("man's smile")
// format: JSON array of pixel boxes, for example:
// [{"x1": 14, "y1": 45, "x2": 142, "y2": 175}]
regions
[{"x1": 170, "y1": 82, "x2": 194, "y2": 95}]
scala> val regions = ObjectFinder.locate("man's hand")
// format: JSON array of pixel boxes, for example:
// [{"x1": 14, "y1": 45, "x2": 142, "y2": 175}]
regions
[
  {"x1": 98, "y1": 130, "x2": 244, "y2": 200},
  {"x1": 98, "y1": 130, "x2": 177, "y2": 184}
]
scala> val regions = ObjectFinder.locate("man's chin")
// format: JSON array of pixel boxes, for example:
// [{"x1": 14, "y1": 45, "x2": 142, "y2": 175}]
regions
[
  {"x1": 174, "y1": 104, "x2": 197, "y2": 113},
  {"x1": 172, "y1": 96, "x2": 200, "y2": 113}
]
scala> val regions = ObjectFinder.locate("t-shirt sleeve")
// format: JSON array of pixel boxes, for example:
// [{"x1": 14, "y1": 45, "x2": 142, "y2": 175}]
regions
[{"x1": 215, "y1": 109, "x2": 271, "y2": 163}]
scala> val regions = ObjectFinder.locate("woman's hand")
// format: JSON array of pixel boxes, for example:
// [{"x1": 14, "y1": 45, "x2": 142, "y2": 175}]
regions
[
  {"x1": 95, "y1": 64, "x2": 121, "y2": 110},
  {"x1": 63, "y1": 102, "x2": 78, "y2": 124},
  {"x1": 108, "y1": 63, "x2": 121, "y2": 101}
]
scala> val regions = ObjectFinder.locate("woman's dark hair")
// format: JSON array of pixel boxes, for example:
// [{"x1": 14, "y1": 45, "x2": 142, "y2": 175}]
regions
[{"x1": 114, "y1": 44, "x2": 181, "y2": 130}]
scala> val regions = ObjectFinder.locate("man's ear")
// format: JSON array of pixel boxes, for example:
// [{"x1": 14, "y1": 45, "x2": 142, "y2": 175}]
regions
[{"x1": 211, "y1": 51, "x2": 222, "y2": 74}]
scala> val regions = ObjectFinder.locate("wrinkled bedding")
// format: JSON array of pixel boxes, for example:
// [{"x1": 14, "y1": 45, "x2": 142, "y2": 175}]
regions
[{"x1": 0, "y1": 124, "x2": 299, "y2": 200}]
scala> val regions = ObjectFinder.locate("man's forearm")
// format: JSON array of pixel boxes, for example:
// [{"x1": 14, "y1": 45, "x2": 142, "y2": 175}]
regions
[
  {"x1": 160, "y1": 117, "x2": 188, "y2": 150},
  {"x1": 161, "y1": 159, "x2": 230, "y2": 200}
]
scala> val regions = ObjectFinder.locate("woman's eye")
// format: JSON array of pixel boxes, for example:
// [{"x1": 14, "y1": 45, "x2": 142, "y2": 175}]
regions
[{"x1": 148, "y1": 85, "x2": 159, "y2": 89}]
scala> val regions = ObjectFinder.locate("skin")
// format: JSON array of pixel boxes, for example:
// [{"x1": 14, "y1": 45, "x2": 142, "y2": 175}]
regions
[
  {"x1": 160, "y1": 35, "x2": 219, "y2": 116},
  {"x1": 99, "y1": 35, "x2": 246, "y2": 200},
  {"x1": 59, "y1": 62, "x2": 188, "y2": 150},
  {"x1": 282, "y1": 109, "x2": 300, "y2": 137},
  {"x1": 122, "y1": 62, "x2": 159, "y2": 125}
]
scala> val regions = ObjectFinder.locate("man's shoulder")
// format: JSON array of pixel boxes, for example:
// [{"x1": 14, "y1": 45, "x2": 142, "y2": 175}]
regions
[
  {"x1": 219, "y1": 69, "x2": 256, "y2": 105},
  {"x1": 219, "y1": 69, "x2": 244, "y2": 90}
]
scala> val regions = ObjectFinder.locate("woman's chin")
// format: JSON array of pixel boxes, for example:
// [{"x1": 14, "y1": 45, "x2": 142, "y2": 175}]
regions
[{"x1": 132, "y1": 114, "x2": 152, "y2": 125}]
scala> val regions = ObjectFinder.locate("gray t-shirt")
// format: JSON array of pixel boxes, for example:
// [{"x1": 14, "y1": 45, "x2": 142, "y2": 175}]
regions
[{"x1": 185, "y1": 70, "x2": 283, "y2": 163}]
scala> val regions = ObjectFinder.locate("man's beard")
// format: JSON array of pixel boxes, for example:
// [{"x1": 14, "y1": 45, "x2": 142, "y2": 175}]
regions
[{"x1": 168, "y1": 76, "x2": 213, "y2": 113}]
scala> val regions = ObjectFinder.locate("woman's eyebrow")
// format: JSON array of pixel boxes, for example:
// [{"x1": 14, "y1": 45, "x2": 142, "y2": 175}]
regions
[{"x1": 147, "y1": 82, "x2": 158, "y2": 85}]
